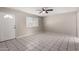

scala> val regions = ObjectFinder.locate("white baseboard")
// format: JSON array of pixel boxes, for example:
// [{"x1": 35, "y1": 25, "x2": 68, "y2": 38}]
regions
[
  {"x1": 16, "y1": 34, "x2": 28, "y2": 39},
  {"x1": 16, "y1": 33, "x2": 37, "y2": 39}
]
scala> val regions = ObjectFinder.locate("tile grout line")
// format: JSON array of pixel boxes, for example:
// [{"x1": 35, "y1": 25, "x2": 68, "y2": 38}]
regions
[
  {"x1": 4, "y1": 41, "x2": 10, "y2": 51},
  {"x1": 9, "y1": 39, "x2": 20, "y2": 51},
  {"x1": 66, "y1": 38, "x2": 69, "y2": 51},
  {"x1": 74, "y1": 38, "x2": 77, "y2": 51},
  {"x1": 15, "y1": 39, "x2": 27, "y2": 50},
  {"x1": 49, "y1": 37, "x2": 61, "y2": 51},
  {"x1": 58, "y1": 37, "x2": 65, "y2": 51}
]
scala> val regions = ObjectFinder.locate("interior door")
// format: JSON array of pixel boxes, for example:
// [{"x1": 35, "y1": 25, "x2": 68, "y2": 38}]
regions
[{"x1": 0, "y1": 12, "x2": 15, "y2": 41}]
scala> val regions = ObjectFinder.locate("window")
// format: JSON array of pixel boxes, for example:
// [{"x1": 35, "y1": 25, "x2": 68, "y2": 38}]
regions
[{"x1": 26, "y1": 16, "x2": 39, "y2": 27}]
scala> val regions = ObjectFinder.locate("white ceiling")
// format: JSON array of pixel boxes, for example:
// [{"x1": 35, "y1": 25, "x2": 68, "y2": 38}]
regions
[{"x1": 10, "y1": 7, "x2": 79, "y2": 17}]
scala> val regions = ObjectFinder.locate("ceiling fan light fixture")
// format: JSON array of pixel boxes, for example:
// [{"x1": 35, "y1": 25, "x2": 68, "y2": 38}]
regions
[{"x1": 42, "y1": 11, "x2": 45, "y2": 13}]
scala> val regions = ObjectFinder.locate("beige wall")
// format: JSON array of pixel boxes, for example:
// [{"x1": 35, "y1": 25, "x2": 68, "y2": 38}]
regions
[
  {"x1": 0, "y1": 7, "x2": 43, "y2": 38},
  {"x1": 43, "y1": 12, "x2": 77, "y2": 36}
]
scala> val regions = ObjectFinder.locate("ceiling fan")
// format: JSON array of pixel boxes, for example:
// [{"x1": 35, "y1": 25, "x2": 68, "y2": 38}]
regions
[{"x1": 37, "y1": 7, "x2": 53, "y2": 14}]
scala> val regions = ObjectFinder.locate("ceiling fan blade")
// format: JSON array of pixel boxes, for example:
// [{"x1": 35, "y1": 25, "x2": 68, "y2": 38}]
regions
[
  {"x1": 42, "y1": 8, "x2": 46, "y2": 11},
  {"x1": 47, "y1": 9, "x2": 53, "y2": 11},
  {"x1": 45, "y1": 11, "x2": 48, "y2": 13},
  {"x1": 39, "y1": 11, "x2": 43, "y2": 14}
]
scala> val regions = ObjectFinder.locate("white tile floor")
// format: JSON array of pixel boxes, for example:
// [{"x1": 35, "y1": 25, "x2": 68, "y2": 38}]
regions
[{"x1": 0, "y1": 33, "x2": 79, "y2": 51}]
